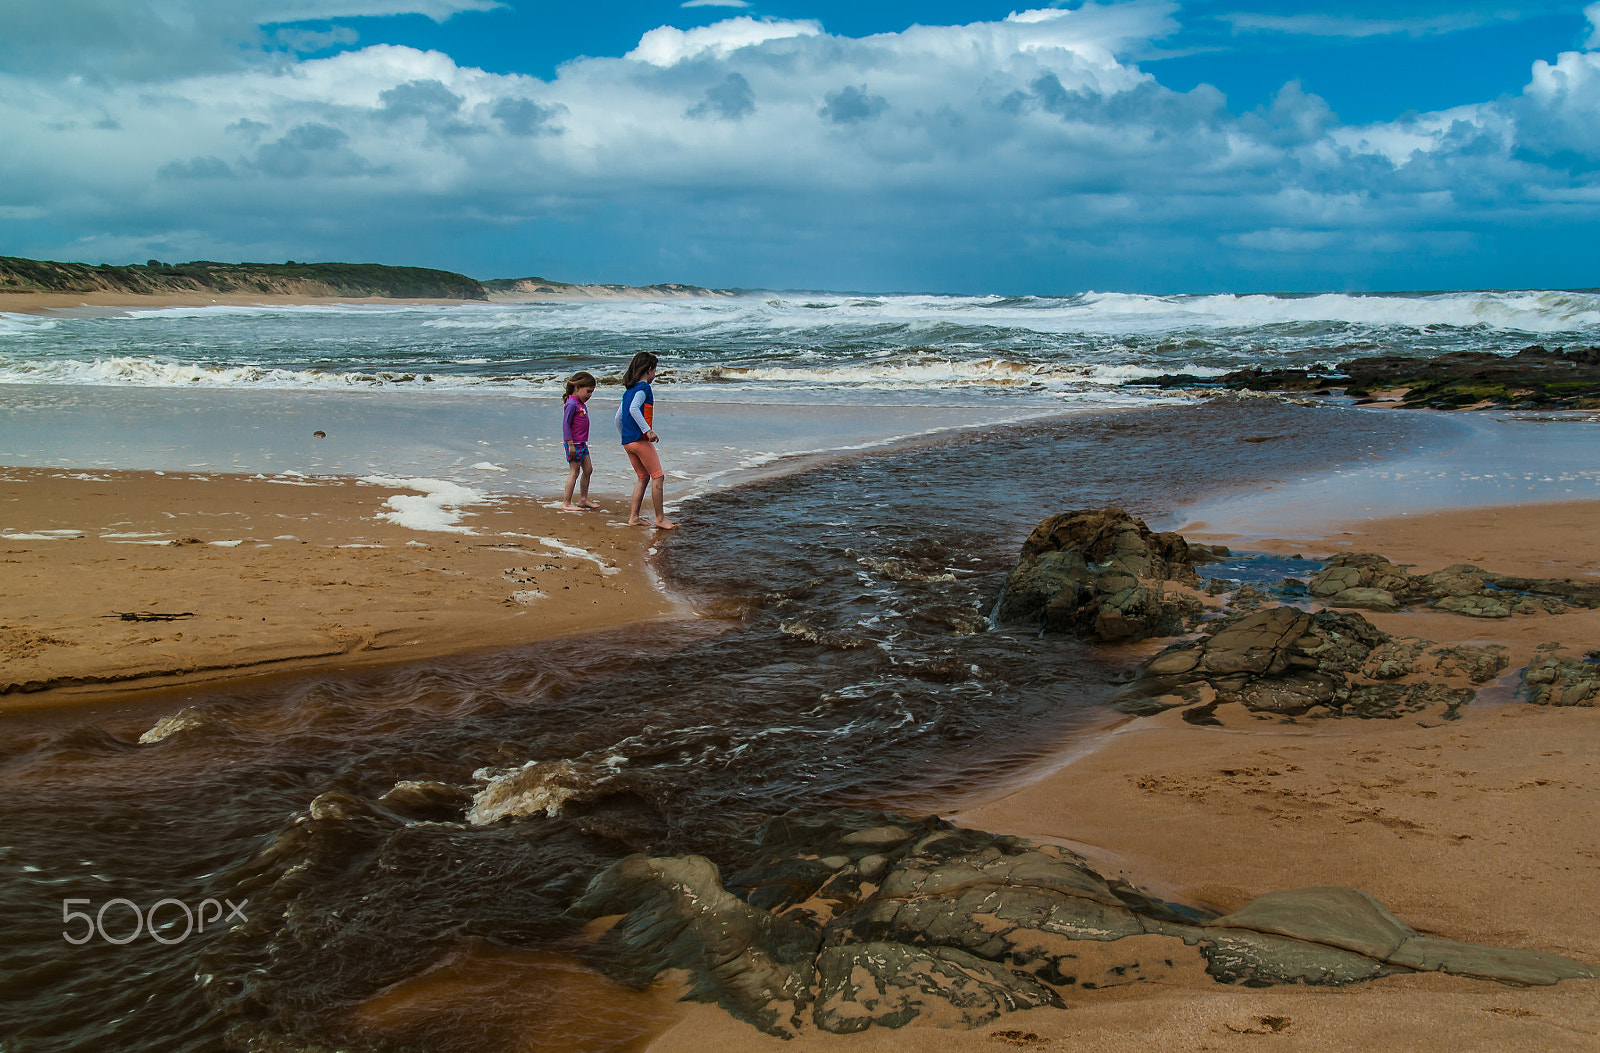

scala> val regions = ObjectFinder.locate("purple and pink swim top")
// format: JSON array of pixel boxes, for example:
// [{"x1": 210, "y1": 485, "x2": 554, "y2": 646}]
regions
[{"x1": 562, "y1": 395, "x2": 590, "y2": 445}]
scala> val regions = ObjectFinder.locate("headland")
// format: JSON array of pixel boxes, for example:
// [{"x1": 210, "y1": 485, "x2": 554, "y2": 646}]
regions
[{"x1": 0, "y1": 254, "x2": 738, "y2": 313}]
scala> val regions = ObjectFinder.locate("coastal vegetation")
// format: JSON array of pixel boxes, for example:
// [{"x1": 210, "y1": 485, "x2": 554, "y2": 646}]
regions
[
  {"x1": 0, "y1": 255, "x2": 736, "y2": 302},
  {"x1": 0, "y1": 255, "x2": 488, "y2": 300}
]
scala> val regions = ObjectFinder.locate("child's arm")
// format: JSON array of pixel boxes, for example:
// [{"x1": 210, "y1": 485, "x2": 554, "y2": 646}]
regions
[
  {"x1": 626, "y1": 388, "x2": 652, "y2": 437},
  {"x1": 562, "y1": 399, "x2": 578, "y2": 447}
]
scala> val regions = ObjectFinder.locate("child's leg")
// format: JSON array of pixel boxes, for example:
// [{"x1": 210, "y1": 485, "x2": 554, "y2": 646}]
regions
[
  {"x1": 578, "y1": 456, "x2": 598, "y2": 507},
  {"x1": 629, "y1": 475, "x2": 648, "y2": 523},
  {"x1": 624, "y1": 444, "x2": 650, "y2": 523},
  {"x1": 562, "y1": 461, "x2": 581, "y2": 509},
  {"x1": 651, "y1": 476, "x2": 677, "y2": 529}
]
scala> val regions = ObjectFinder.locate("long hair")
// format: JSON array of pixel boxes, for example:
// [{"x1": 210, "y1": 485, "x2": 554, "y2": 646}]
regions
[
  {"x1": 563, "y1": 370, "x2": 596, "y2": 398},
  {"x1": 621, "y1": 352, "x2": 658, "y2": 388}
]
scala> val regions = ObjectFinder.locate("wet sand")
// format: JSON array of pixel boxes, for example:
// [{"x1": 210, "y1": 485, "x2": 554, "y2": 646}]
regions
[
  {"x1": 649, "y1": 500, "x2": 1600, "y2": 1051},
  {"x1": 0, "y1": 467, "x2": 673, "y2": 705}
]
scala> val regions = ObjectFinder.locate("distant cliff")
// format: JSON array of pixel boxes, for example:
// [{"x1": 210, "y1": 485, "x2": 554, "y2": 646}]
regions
[
  {"x1": 0, "y1": 257, "x2": 488, "y2": 300},
  {"x1": 483, "y1": 276, "x2": 740, "y2": 300}
]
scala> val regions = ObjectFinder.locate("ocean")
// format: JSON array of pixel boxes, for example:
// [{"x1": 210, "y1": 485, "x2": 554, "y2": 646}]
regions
[
  {"x1": 6, "y1": 290, "x2": 1600, "y2": 402},
  {"x1": 2, "y1": 289, "x2": 1600, "y2": 1052}
]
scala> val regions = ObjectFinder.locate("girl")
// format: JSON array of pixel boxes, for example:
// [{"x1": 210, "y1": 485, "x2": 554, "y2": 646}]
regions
[
  {"x1": 561, "y1": 371, "x2": 601, "y2": 511},
  {"x1": 614, "y1": 351, "x2": 677, "y2": 529}
]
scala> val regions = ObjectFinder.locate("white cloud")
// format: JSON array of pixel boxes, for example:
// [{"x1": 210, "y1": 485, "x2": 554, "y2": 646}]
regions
[
  {"x1": 5, "y1": 5, "x2": 1600, "y2": 289},
  {"x1": 0, "y1": 0, "x2": 499, "y2": 80},
  {"x1": 1221, "y1": 11, "x2": 1518, "y2": 39},
  {"x1": 626, "y1": 17, "x2": 822, "y2": 66}
]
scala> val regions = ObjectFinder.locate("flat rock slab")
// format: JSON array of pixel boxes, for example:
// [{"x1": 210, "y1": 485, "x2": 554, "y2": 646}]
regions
[{"x1": 569, "y1": 811, "x2": 1600, "y2": 1037}]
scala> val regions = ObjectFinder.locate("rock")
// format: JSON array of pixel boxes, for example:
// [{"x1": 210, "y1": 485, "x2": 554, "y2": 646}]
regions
[
  {"x1": 1309, "y1": 553, "x2": 1597, "y2": 618},
  {"x1": 1207, "y1": 888, "x2": 1414, "y2": 960},
  {"x1": 1432, "y1": 595, "x2": 1512, "y2": 619},
  {"x1": 840, "y1": 825, "x2": 914, "y2": 847},
  {"x1": 1189, "y1": 926, "x2": 1391, "y2": 986},
  {"x1": 1521, "y1": 644, "x2": 1600, "y2": 706},
  {"x1": 812, "y1": 943, "x2": 1061, "y2": 1033},
  {"x1": 565, "y1": 809, "x2": 1600, "y2": 1037},
  {"x1": 1388, "y1": 936, "x2": 1600, "y2": 985},
  {"x1": 1147, "y1": 345, "x2": 1600, "y2": 411},
  {"x1": 996, "y1": 509, "x2": 1210, "y2": 642},
  {"x1": 1308, "y1": 555, "x2": 1413, "y2": 603},
  {"x1": 1325, "y1": 587, "x2": 1400, "y2": 612},
  {"x1": 1343, "y1": 682, "x2": 1474, "y2": 719},
  {"x1": 376, "y1": 779, "x2": 474, "y2": 821},
  {"x1": 568, "y1": 854, "x2": 820, "y2": 1036},
  {"x1": 1362, "y1": 640, "x2": 1431, "y2": 680},
  {"x1": 1430, "y1": 644, "x2": 1509, "y2": 684},
  {"x1": 1117, "y1": 608, "x2": 1477, "y2": 719}
]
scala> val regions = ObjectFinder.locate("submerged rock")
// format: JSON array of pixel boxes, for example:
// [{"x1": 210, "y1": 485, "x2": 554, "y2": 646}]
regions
[
  {"x1": 570, "y1": 810, "x2": 1598, "y2": 1037},
  {"x1": 995, "y1": 508, "x2": 1218, "y2": 642}
]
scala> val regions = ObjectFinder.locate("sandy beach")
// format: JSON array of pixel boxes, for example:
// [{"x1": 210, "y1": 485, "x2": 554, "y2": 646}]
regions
[{"x1": 0, "y1": 467, "x2": 672, "y2": 705}]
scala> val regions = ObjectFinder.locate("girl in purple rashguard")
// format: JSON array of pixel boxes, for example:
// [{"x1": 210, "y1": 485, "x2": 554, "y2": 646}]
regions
[{"x1": 561, "y1": 371, "x2": 600, "y2": 511}]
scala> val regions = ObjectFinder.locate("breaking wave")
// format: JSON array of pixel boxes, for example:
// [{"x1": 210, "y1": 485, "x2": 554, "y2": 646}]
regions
[{"x1": 4, "y1": 288, "x2": 1598, "y2": 403}]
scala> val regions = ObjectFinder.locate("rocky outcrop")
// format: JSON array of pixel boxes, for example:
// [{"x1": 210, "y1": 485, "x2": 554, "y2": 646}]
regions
[
  {"x1": 1307, "y1": 553, "x2": 1600, "y2": 617},
  {"x1": 568, "y1": 854, "x2": 821, "y2": 1037},
  {"x1": 995, "y1": 509, "x2": 1221, "y2": 642},
  {"x1": 1146, "y1": 345, "x2": 1600, "y2": 410},
  {"x1": 1521, "y1": 644, "x2": 1600, "y2": 706},
  {"x1": 1116, "y1": 606, "x2": 1504, "y2": 719},
  {"x1": 569, "y1": 810, "x2": 1598, "y2": 1036}
]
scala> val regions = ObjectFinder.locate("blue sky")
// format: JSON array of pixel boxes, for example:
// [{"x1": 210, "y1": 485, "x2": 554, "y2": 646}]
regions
[{"x1": 3, "y1": 1, "x2": 1600, "y2": 293}]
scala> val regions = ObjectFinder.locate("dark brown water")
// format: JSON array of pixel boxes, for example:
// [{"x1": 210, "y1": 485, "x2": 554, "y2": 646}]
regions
[{"x1": 0, "y1": 401, "x2": 1448, "y2": 1053}]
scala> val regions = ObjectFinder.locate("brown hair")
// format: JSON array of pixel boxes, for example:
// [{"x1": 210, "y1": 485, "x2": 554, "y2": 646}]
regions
[
  {"x1": 563, "y1": 370, "x2": 597, "y2": 398},
  {"x1": 621, "y1": 352, "x2": 659, "y2": 388}
]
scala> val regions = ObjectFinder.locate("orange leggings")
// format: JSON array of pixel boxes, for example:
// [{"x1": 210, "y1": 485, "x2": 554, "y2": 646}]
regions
[{"x1": 623, "y1": 440, "x2": 663, "y2": 480}]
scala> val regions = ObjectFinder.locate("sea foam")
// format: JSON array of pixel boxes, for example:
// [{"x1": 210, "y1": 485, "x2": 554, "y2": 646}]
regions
[{"x1": 360, "y1": 476, "x2": 488, "y2": 533}]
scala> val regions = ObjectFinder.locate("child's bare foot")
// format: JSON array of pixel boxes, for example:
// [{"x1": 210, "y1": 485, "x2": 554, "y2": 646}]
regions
[
  {"x1": 580, "y1": 499, "x2": 602, "y2": 509},
  {"x1": 627, "y1": 517, "x2": 647, "y2": 527},
  {"x1": 561, "y1": 503, "x2": 582, "y2": 512},
  {"x1": 653, "y1": 518, "x2": 679, "y2": 530}
]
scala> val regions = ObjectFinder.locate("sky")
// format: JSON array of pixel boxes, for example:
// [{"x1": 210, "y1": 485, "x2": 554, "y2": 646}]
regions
[{"x1": 3, "y1": 1, "x2": 1600, "y2": 294}]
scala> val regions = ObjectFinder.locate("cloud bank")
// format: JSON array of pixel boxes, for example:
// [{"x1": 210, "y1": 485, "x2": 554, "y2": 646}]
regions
[{"x1": 3, "y1": 1, "x2": 1600, "y2": 292}]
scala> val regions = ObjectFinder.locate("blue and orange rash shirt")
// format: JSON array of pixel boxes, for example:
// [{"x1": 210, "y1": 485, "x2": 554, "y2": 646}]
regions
[
  {"x1": 615, "y1": 381, "x2": 654, "y2": 444},
  {"x1": 562, "y1": 396, "x2": 590, "y2": 445}
]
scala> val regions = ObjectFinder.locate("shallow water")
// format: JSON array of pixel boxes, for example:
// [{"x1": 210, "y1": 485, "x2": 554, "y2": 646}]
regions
[{"x1": 0, "y1": 401, "x2": 1442, "y2": 1052}]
